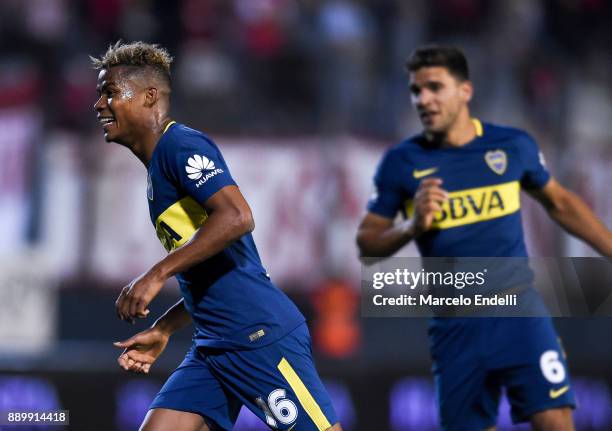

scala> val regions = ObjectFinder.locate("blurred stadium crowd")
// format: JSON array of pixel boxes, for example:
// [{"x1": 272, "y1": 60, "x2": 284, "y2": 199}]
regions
[{"x1": 1, "y1": 0, "x2": 611, "y2": 138}]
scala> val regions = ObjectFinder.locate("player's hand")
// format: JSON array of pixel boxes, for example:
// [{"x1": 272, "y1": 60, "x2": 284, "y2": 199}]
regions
[
  {"x1": 412, "y1": 178, "x2": 448, "y2": 234},
  {"x1": 115, "y1": 270, "x2": 166, "y2": 323},
  {"x1": 113, "y1": 327, "x2": 170, "y2": 374}
]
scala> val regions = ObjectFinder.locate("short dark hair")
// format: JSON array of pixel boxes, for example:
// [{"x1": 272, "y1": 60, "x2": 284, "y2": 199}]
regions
[
  {"x1": 90, "y1": 40, "x2": 173, "y2": 89},
  {"x1": 405, "y1": 45, "x2": 469, "y2": 81}
]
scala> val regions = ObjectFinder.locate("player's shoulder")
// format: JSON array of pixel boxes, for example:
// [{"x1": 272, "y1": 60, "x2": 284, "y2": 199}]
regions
[
  {"x1": 158, "y1": 122, "x2": 219, "y2": 156},
  {"x1": 481, "y1": 122, "x2": 536, "y2": 147},
  {"x1": 379, "y1": 134, "x2": 424, "y2": 164}
]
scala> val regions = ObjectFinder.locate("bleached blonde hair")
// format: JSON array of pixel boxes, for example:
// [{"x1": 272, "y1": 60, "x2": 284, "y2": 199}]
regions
[{"x1": 90, "y1": 41, "x2": 173, "y2": 87}]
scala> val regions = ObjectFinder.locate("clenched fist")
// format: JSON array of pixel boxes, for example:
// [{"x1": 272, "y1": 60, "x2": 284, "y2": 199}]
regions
[{"x1": 412, "y1": 178, "x2": 448, "y2": 234}]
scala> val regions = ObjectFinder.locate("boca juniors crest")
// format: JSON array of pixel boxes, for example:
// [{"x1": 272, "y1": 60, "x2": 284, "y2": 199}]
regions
[{"x1": 485, "y1": 150, "x2": 507, "y2": 175}]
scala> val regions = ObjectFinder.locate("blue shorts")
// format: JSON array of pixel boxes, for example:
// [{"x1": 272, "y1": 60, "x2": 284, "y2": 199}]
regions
[
  {"x1": 150, "y1": 323, "x2": 337, "y2": 431},
  {"x1": 429, "y1": 317, "x2": 576, "y2": 430}
]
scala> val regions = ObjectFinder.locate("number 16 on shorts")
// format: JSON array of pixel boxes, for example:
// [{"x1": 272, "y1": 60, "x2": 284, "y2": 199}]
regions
[{"x1": 256, "y1": 388, "x2": 299, "y2": 429}]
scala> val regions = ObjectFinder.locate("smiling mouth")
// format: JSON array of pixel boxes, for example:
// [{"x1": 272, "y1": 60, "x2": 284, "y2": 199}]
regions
[{"x1": 99, "y1": 117, "x2": 116, "y2": 127}]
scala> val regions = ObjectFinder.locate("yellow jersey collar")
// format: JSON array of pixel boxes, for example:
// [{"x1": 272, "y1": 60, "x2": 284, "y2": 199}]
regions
[
  {"x1": 163, "y1": 120, "x2": 176, "y2": 134},
  {"x1": 471, "y1": 118, "x2": 484, "y2": 137}
]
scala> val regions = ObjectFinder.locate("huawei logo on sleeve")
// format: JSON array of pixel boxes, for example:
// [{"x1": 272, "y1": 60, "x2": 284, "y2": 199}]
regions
[
  {"x1": 186, "y1": 155, "x2": 216, "y2": 180},
  {"x1": 185, "y1": 154, "x2": 224, "y2": 188}
]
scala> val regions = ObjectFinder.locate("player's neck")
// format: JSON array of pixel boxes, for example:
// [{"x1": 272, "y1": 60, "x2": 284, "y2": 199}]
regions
[
  {"x1": 439, "y1": 111, "x2": 476, "y2": 148},
  {"x1": 127, "y1": 116, "x2": 173, "y2": 167}
]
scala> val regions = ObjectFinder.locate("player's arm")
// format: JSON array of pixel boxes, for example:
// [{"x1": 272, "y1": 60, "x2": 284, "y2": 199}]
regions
[
  {"x1": 116, "y1": 185, "x2": 254, "y2": 322},
  {"x1": 152, "y1": 298, "x2": 193, "y2": 335},
  {"x1": 114, "y1": 299, "x2": 192, "y2": 373},
  {"x1": 357, "y1": 178, "x2": 448, "y2": 261},
  {"x1": 356, "y1": 213, "x2": 415, "y2": 260},
  {"x1": 527, "y1": 178, "x2": 612, "y2": 256},
  {"x1": 153, "y1": 184, "x2": 254, "y2": 276}
]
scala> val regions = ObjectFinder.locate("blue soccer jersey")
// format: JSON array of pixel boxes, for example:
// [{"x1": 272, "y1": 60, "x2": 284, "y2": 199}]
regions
[
  {"x1": 368, "y1": 118, "x2": 550, "y2": 258},
  {"x1": 367, "y1": 119, "x2": 575, "y2": 428},
  {"x1": 147, "y1": 121, "x2": 304, "y2": 350}
]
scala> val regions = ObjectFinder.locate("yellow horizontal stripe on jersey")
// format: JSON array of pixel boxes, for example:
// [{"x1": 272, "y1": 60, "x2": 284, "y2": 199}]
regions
[
  {"x1": 155, "y1": 196, "x2": 207, "y2": 252},
  {"x1": 277, "y1": 358, "x2": 332, "y2": 431},
  {"x1": 405, "y1": 180, "x2": 520, "y2": 230}
]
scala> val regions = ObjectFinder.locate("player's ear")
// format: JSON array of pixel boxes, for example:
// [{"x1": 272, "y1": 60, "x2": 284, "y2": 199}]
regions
[
  {"x1": 144, "y1": 87, "x2": 158, "y2": 107},
  {"x1": 460, "y1": 80, "x2": 473, "y2": 103}
]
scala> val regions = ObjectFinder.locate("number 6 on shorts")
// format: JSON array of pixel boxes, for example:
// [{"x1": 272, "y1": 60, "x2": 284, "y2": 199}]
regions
[{"x1": 539, "y1": 350, "x2": 566, "y2": 384}]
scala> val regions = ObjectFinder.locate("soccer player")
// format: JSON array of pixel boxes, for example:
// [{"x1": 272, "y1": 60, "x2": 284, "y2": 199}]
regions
[
  {"x1": 356, "y1": 45, "x2": 612, "y2": 430},
  {"x1": 92, "y1": 41, "x2": 341, "y2": 431}
]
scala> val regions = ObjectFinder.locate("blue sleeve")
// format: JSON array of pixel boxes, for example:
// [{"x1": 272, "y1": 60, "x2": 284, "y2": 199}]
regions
[
  {"x1": 367, "y1": 149, "x2": 406, "y2": 219},
  {"x1": 161, "y1": 132, "x2": 237, "y2": 204},
  {"x1": 518, "y1": 133, "x2": 550, "y2": 190}
]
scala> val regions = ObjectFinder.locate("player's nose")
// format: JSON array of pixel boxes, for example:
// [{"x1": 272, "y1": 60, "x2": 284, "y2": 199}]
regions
[
  {"x1": 93, "y1": 95, "x2": 106, "y2": 112},
  {"x1": 416, "y1": 89, "x2": 433, "y2": 107}
]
